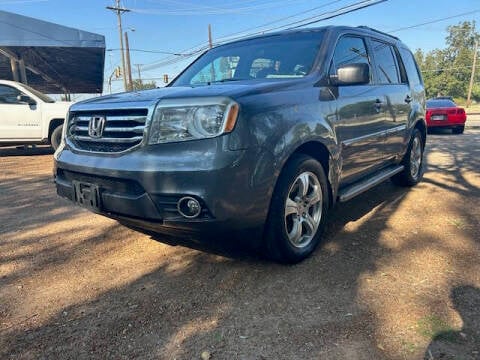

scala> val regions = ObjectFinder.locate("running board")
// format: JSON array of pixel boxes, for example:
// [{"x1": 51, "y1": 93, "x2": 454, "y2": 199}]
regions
[{"x1": 338, "y1": 165, "x2": 404, "y2": 202}]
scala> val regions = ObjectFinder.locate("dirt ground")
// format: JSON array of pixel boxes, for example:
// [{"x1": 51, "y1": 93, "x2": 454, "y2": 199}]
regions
[{"x1": 1, "y1": 130, "x2": 479, "y2": 360}]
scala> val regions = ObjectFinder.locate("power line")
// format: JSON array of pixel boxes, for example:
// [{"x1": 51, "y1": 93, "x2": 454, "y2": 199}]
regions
[
  {"x1": 107, "y1": 48, "x2": 184, "y2": 55},
  {"x1": 140, "y1": 0, "x2": 355, "y2": 70},
  {"x1": 388, "y1": 9, "x2": 480, "y2": 33},
  {"x1": 130, "y1": 0, "x2": 308, "y2": 16},
  {"x1": 213, "y1": 0, "x2": 346, "y2": 43},
  {"x1": 141, "y1": 0, "x2": 387, "y2": 71}
]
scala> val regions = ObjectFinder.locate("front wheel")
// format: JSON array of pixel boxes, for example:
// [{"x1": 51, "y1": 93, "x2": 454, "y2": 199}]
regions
[
  {"x1": 391, "y1": 128, "x2": 424, "y2": 187},
  {"x1": 264, "y1": 154, "x2": 329, "y2": 263},
  {"x1": 50, "y1": 124, "x2": 63, "y2": 151}
]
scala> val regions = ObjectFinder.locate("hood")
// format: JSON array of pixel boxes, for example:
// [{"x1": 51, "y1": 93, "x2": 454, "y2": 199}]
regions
[
  {"x1": 70, "y1": 78, "x2": 308, "y2": 111},
  {"x1": 43, "y1": 101, "x2": 72, "y2": 118}
]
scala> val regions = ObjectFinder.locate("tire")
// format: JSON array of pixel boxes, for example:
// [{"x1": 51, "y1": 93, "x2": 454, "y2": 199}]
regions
[
  {"x1": 50, "y1": 124, "x2": 63, "y2": 151},
  {"x1": 264, "y1": 154, "x2": 329, "y2": 263},
  {"x1": 452, "y1": 126, "x2": 464, "y2": 134},
  {"x1": 391, "y1": 128, "x2": 424, "y2": 187}
]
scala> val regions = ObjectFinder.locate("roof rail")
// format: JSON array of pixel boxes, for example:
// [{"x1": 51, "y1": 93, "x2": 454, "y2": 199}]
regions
[{"x1": 357, "y1": 26, "x2": 399, "y2": 40}]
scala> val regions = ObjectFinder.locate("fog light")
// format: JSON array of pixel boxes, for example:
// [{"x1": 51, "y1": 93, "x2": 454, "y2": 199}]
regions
[{"x1": 177, "y1": 196, "x2": 202, "y2": 218}]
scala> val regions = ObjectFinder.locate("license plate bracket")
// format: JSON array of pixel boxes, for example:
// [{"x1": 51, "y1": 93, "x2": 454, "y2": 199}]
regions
[
  {"x1": 73, "y1": 181, "x2": 101, "y2": 211},
  {"x1": 431, "y1": 114, "x2": 446, "y2": 121}
]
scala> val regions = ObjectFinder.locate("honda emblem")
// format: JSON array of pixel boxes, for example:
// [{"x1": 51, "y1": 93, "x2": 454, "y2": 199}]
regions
[{"x1": 88, "y1": 116, "x2": 106, "y2": 138}]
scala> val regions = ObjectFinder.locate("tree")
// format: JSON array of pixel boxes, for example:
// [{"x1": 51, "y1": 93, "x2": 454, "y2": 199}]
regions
[
  {"x1": 132, "y1": 79, "x2": 157, "y2": 91},
  {"x1": 414, "y1": 21, "x2": 480, "y2": 101}
]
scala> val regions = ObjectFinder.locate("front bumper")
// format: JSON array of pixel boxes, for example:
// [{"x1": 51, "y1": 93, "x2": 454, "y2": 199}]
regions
[{"x1": 54, "y1": 137, "x2": 274, "y2": 234}]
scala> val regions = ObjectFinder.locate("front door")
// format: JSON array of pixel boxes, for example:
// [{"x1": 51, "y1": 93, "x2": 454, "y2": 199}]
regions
[
  {"x1": 0, "y1": 84, "x2": 42, "y2": 140},
  {"x1": 331, "y1": 35, "x2": 389, "y2": 183}
]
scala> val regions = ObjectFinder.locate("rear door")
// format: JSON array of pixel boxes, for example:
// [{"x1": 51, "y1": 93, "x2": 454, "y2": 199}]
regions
[
  {"x1": 0, "y1": 84, "x2": 42, "y2": 140},
  {"x1": 332, "y1": 35, "x2": 389, "y2": 183},
  {"x1": 369, "y1": 39, "x2": 410, "y2": 159}
]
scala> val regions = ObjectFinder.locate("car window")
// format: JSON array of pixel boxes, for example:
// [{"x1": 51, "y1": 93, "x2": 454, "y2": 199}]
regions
[
  {"x1": 17, "y1": 83, "x2": 54, "y2": 103},
  {"x1": 172, "y1": 31, "x2": 324, "y2": 86},
  {"x1": 399, "y1": 48, "x2": 422, "y2": 86},
  {"x1": 331, "y1": 36, "x2": 370, "y2": 72},
  {"x1": 426, "y1": 99, "x2": 456, "y2": 108},
  {"x1": 190, "y1": 56, "x2": 240, "y2": 85},
  {"x1": 371, "y1": 40, "x2": 400, "y2": 84},
  {"x1": 0, "y1": 85, "x2": 22, "y2": 104}
]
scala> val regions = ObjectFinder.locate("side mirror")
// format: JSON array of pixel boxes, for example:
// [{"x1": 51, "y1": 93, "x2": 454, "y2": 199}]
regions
[
  {"x1": 330, "y1": 63, "x2": 370, "y2": 86},
  {"x1": 17, "y1": 94, "x2": 36, "y2": 105}
]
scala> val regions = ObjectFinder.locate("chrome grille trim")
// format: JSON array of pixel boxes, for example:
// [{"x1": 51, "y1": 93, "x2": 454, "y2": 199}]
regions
[
  {"x1": 74, "y1": 136, "x2": 144, "y2": 143},
  {"x1": 67, "y1": 109, "x2": 148, "y2": 153}
]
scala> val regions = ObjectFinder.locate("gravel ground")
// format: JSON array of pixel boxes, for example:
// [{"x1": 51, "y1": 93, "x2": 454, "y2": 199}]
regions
[{"x1": 0, "y1": 130, "x2": 479, "y2": 360}]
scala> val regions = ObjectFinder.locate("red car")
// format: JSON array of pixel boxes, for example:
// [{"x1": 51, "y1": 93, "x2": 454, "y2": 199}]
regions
[{"x1": 426, "y1": 98, "x2": 467, "y2": 134}]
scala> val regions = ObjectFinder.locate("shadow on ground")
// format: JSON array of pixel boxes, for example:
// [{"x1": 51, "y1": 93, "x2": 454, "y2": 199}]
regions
[{"x1": 0, "y1": 131, "x2": 479, "y2": 359}]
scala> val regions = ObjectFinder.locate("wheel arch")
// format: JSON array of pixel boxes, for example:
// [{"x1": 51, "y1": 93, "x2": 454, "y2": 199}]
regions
[
  {"x1": 413, "y1": 118, "x2": 427, "y2": 149},
  {"x1": 276, "y1": 140, "x2": 336, "y2": 209},
  {"x1": 48, "y1": 119, "x2": 64, "y2": 143}
]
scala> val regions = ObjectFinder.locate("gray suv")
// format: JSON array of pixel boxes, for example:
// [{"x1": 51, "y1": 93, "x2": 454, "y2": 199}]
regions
[{"x1": 54, "y1": 26, "x2": 426, "y2": 263}]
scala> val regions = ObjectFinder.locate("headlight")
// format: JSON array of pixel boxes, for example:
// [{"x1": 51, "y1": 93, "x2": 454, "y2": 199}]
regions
[{"x1": 148, "y1": 97, "x2": 239, "y2": 144}]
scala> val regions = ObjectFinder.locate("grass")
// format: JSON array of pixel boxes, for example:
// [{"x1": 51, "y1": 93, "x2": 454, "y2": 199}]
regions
[
  {"x1": 417, "y1": 315, "x2": 458, "y2": 343},
  {"x1": 447, "y1": 218, "x2": 466, "y2": 229}
]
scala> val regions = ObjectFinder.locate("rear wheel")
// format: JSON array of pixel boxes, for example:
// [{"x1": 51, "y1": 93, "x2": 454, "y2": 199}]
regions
[
  {"x1": 391, "y1": 128, "x2": 424, "y2": 187},
  {"x1": 452, "y1": 126, "x2": 464, "y2": 134},
  {"x1": 50, "y1": 124, "x2": 63, "y2": 151},
  {"x1": 264, "y1": 154, "x2": 329, "y2": 263}
]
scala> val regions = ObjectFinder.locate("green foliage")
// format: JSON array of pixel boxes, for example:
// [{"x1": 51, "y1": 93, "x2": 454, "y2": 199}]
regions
[
  {"x1": 417, "y1": 315, "x2": 458, "y2": 343},
  {"x1": 132, "y1": 79, "x2": 157, "y2": 91},
  {"x1": 414, "y1": 21, "x2": 479, "y2": 101}
]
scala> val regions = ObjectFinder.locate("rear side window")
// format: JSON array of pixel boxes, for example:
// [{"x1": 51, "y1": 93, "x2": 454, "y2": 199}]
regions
[
  {"x1": 332, "y1": 36, "x2": 370, "y2": 71},
  {"x1": 399, "y1": 48, "x2": 423, "y2": 86},
  {"x1": 371, "y1": 40, "x2": 400, "y2": 84}
]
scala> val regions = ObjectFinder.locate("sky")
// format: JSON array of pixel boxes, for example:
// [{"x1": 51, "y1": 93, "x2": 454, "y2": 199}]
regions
[{"x1": 0, "y1": 0, "x2": 479, "y2": 96}]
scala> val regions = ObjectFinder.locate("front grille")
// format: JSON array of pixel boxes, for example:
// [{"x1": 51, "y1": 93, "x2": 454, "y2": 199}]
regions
[{"x1": 68, "y1": 109, "x2": 148, "y2": 153}]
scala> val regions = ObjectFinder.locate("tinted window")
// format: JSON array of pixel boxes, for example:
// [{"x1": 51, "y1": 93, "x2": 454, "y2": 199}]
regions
[
  {"x1": 190, "y1": 56, "x2": 240, "y2": 85},
  {"x1": 332, "y1": 36, "x2": 370, "y2": 70},
  {"x1": 0, "y1": 85, "x2": 21, "y2": 104},
  {"x1": 173, "y1": 32, "x2": 324, "y2": 86},
  {"x1": 17, "y1": 83, "x2": 54, "y2": 103},
  {"x1": 399, "y1": 48, "x2": 422, "y2": 86},
  {"x1": 426, "y1": 99, "x2": 456, "y2": 108},
  {"x1": 371, "y1": 40, "x2": 400, "y2": 84}
]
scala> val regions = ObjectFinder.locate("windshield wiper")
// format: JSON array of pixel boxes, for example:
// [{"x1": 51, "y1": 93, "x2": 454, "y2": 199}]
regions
[{"x1": 208, "y1": 78, "x2": 247, "y2": 84}]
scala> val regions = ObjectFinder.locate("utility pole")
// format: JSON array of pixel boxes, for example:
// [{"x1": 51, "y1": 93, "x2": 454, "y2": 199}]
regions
[
  {"x1": 208, "y1": 24, "x2": 213, "y2": 49},
  {"x1": 135, "y1": 64, "x2": 142, "y2": 84},
  {"x1": 107, "y1": 0, "x2": 130, "y2": 92},
  {"x1": 467, "y1": 40, "x2": 478, "y2": 108},
  {"x1": 124, "y1": 31, "x2": 133, "y2": 91}
]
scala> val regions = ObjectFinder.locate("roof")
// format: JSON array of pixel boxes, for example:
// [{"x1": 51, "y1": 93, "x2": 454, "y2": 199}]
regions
[
  {"x1": 0, "y1": 10, "x2": 105, "y2": 94},
  {"x1": 218, "y1": 25, "x2": 402, "y2": 48}
]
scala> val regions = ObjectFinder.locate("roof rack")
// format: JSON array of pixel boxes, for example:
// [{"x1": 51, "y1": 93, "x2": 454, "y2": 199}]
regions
[{"x1": 356, "y1": 26, "x2": 399, "y2": 40}]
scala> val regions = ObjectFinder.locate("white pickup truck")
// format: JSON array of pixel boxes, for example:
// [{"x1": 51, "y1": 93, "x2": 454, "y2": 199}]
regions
[{"x1": 0, "y1": 80, "x2": 72, "y2": 150}]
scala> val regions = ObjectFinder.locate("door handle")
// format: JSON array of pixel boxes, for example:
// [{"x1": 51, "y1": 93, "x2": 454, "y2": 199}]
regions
[{"x1": 405, "y1": 95, "x2": 412, "y2": 104}]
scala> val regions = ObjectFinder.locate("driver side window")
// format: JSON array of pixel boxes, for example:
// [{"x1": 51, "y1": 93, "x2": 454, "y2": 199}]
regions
[
  {"x1": 0, "y1": 85, "x2": 22, "y2": 104},
  {"x1": 331, "y1": 36, "x2": 371, "y2": 82}
]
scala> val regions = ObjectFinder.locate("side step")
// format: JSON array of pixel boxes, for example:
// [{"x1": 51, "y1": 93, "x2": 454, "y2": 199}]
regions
[{"x1": 338, "y1": 165, "x2": 404, "y2": 202}]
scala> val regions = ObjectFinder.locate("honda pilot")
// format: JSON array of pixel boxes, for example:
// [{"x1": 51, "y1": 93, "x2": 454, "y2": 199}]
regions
[{"x1": 54, "y1": 26, "x2": 426, "y2": 263}]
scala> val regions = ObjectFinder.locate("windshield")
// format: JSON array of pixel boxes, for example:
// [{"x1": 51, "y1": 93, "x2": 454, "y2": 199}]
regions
[
  {"x1": 426, "y1": 99, "x2": 456, "y2": 108},
  {"x1": 17, "y1": 83, "x2": 55, "y2": 103},
  {"x1": 172, "y1": 31, "x2": 325, "y2": 87}
]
